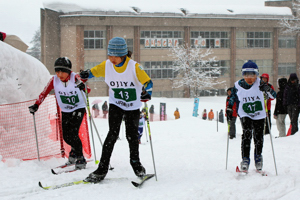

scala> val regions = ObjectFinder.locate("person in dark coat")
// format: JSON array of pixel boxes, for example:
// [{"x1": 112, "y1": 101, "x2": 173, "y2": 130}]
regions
[
  {"x1": 149, "y1": 105, "x2": 154, "y2": 121},
  {"x1": 225, "y1": 87, "x2": 237, "y2": 139},
  {"x1": 274, "y1": 78, "x2": 288, "y2": 137},
  {"x1": 219, "y1": 109, "x2": 224, "y2": 123},
  {"x1": 102, "y1": 101, "x2": 108, "y2": 118},
  {"x1": 283, "y1": 73, "x2": 300, "y2": 135}
]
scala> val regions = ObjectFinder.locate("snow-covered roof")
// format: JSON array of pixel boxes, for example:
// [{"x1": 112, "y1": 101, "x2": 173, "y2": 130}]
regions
[{"x1": 43, "y1": 3, "x2": 293, "y2": 19}]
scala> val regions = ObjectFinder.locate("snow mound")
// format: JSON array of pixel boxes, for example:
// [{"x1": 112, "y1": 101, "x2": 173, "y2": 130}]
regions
[{"x1": 0, "y1": 42, "x2": 51, "y2": 105}]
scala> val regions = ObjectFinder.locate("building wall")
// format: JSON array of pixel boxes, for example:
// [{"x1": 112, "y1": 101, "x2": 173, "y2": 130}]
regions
[{"x1": 41, "y1": 8, "x2": 297, "y2": 97}]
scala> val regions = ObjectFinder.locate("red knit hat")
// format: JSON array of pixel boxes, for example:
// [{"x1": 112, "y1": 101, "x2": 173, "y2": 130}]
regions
[{"x1": 0, "y1": 32, "x2": 6, "y2": 41}]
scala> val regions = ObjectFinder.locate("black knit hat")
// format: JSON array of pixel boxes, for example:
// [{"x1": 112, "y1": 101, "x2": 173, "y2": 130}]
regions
[{"x1": 54, "y1": 57, "x2": 72, "y2": 73}]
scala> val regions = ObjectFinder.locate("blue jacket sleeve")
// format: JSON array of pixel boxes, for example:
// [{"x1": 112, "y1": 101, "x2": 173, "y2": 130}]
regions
[{"x1": 144, "y1": 80, "x2": 153, "y2": 96}]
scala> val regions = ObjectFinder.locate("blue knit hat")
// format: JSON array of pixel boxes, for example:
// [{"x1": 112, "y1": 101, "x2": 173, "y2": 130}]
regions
[
  {"x1": 107, "y1": 37, "x2": 128, "y2": 57},
  {"x1": 242, "y1": 60, "x2": 259, "y2": 76}
]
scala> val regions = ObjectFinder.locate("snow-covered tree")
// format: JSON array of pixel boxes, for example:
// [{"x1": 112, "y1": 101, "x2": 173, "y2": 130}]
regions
[
  {"x1": 279, "y1": 0, "x2": 300, "y2": 33},
  {"x1": 27, "y1": 28, "x2": 41, "y2": 60},
  {"x1": 169, "y1": 44, "x2": 225, "y2": 98}
]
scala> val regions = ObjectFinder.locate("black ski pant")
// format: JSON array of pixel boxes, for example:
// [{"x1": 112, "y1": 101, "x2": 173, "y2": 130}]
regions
[
  {"x1": 240, "y1": 117, "x2": 265, "y2": 159},
  {"x1": 61, "y1": 108, "x2": 86, "y2": 157},
  {"x1": 95, "y1": 104, "x2": 141, "y2": 175},
  {"x1": 287, "y1": 104, "x2": 299, "y2": 135},
  {"x1": 227, "y1": 117, "x2": 236, "y2": 138}
]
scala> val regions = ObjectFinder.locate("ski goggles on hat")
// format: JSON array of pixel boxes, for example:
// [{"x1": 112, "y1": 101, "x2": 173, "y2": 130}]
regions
[{"x1": 242, "y1": 69, "x2": 259, "y2": 77}]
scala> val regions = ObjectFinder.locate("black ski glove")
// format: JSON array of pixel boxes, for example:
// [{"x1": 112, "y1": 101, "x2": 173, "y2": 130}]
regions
[
  {"x1": 226, "y1": 107, "x2": 233, "y2": 121},
  {"x1": 75, "y1": 79, "x2": 86, "y2": 91},
  {"x1": 259, "y1": 83, "x2": 271, "y2": 92},
  {"x1": 29, "y1": 104, "x2": 39, "y2": 114},
  {"x1": 80, "y1": 69, "x2": 90, "y2": 80},
  {"x1": 141, "y1": 91, "x2": 151, "y2": 102}
]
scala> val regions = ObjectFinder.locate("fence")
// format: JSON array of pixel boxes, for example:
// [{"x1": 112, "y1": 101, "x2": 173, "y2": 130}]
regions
[{"x1": 0, "y1": 95, "x2": 91, "y2": 161}]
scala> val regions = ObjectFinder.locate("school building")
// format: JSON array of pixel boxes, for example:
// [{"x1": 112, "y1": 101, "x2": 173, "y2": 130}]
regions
[{"x1": 41, "y1": 0, "x2": 298, "y2": 97}]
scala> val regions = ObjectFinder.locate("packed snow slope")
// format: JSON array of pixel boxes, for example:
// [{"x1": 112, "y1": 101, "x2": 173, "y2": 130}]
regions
[{"x1": 1, "y1": 96, "x2": 300, "y2": 200}]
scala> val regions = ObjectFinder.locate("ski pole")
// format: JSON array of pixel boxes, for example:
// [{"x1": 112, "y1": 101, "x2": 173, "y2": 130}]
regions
[
  {"x1": 264, "y1": 92, "x2": 278, "y2": 176},
  {"x1": 81, "y1": 87, "x2": 114, "y2": 170},
  {"x1": 225, "y1": 119, "x2": 230, "y2": 170},
  {"x1": 80, "y1": 89, "x2": 98, "y2": 165},
  {"x1": 144, "y1": 119, "x2": 149, "y2": 142},
  {"x1": 144, "y1": 102, "x2": 158, "y2": 181},
  {"x1": 32, "y1": 113, "x2": 41, "y2": 161}
]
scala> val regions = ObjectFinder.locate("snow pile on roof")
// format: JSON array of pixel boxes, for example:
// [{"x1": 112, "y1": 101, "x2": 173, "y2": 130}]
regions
[
  {"x1": 43, "y1": 2, "x2": 292, "y2": 16},
  {"x1": 0, "y1": 42, "x2": 50, "y2": 105}
]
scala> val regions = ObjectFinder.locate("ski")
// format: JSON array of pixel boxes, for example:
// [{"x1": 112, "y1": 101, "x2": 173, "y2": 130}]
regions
[
  {"x1": 256, "y1": 170, "x2": 267, "y2": 176},
  {"x1": 236, "y1": 166, "x2": 267, "y2": 176},
  {"x1": 39, "y1": 177, "x2": 130, "y2": 190},
  {"x1": 131, "y1": 174, "x2": 155, "y2": 188},
  {"x1": 39, "y1": 180, "x2": 92, "y2": 190},
  {"x1": 52, "y1": 159, "x2": 93, "y2": 169},
  {"x1": 51, "y1": 168, "x2": 87, "y2": 175},
  {"x1": 236, "y1": 166, "x2": 248, "y2": 174}
]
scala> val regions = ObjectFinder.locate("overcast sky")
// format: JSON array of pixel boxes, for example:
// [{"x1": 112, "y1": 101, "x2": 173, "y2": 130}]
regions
[{"x1": 0, "y1": 0, "x2": 269, "y2": 47}]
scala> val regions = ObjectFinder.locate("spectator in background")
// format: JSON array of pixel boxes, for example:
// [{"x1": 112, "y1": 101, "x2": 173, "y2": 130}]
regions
[
  {"x1": 219, "y1": 109, "x2": 224, "y2": 123},
  {"x1": 260, "y1": 73, "x2": 275, "y2": 135},
  {"x1": 274, "y1": 78, "x2": 288, "y2": 137},
  {"x1": 226, "y1": 87, "x2": 237, "y2": 139},
  {"x1": 102, "y1": 101, "x2": 108, "y2": 118},
  {"x1": 149, "y1": 105, "x2": 154, "y2": 121},
  {"x1": 208, "y1": 109, "x2": 214, "y2": 121},
  {"x1": 174, "y1": 108, "x2": 180, "y2": 119},
  {"x1": 92, "y1": 103, "x2": 100, "y2": 118},
  {"x1": 283, "y1": 73, "x2": 300, "y2": 135},
  {"x1": 202, "y1": 109, "x2": 207, "y2": 120}
]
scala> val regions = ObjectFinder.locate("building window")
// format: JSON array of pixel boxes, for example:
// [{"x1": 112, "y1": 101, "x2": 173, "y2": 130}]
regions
[
  {"x1": 84, "y1": 30, "x2": 106, "y2": 49},
  {"x1": 279, "y1": 37, "x2": 296, "y2": 48},
  {"x1": 140, "y1": 31, "x2": 184, "y2": 49},
  {"x1": 125, "y1": 39, "x2": 134, "y2": 52},
  {"x1": 278, "y1": 63, "x2": 296, "y2": 76},
  {"x1": 236, "y1": 32, "x2": 272, "y2": 48},
  {"x1": 142, "y1": 60, "x2": 229, "y2": 79},
  {"x1": 235, "y1": 60, "x2": 273, "y2": 77},
  {"x1": 141, "y1": 61, "x2": 175, "y2": 79},
  {"x1": 190, "y1": 31, "x2": 230, "y2": 48},
  {"x1": 84, "y1": 62, "x2": 104, "y2": 82}
]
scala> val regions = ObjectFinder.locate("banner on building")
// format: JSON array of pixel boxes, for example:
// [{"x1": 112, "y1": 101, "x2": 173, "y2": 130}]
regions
[
  {"x1": 160, "y1": 103, "x2": 166, "y2": 121},
  {"x1": 215, "y1": 39, "x2": 220, "y2": 48},
  {"x1": 168, "y1": 39, "x2": 173, "y2": 47},
  {"x1": 162, "y1": 39, "x2": 167, "y2": 47},
  {"x1": 192, "y1": 98, "x2": 200, "y2": 117},
  {"x1": 200, "y1": 39, "x2": 206, "y2": 47},
  {"x1": 194, "y1": 39, "x2": 199, "y2": 46},
  {"x1": 145, "y1": 39, "x2": 150, "y2": 48},
  {"x1": 151, "y1": 39, "x2": 156, "y2": 47},
  {"x1": 174, "y1": 39, "x2": 179, "y2": 47},
  {"x1": 157, "y1": 39, "x2": 162, "y2": 47}
]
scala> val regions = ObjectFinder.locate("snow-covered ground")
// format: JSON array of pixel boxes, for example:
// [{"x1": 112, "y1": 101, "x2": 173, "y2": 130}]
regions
[{"x1": 1, "y1": 96, "x2": 300, "y2": 200}]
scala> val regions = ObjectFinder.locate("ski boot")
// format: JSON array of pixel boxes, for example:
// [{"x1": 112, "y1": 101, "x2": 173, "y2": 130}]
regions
[
  {"x1": 130, "y1": 159, "x2": 146, "y2": 178},
  {"x1": 240, "y1": 157, "x2": 250, "y2": 172},
  {"x1": 65, "y1": 149, "x2": 77, "y2": 165},
  {"x1": 75, "y1": 156, "x2": 87, "y2": 170},
  {"x1": 83, "y1": 172, "x2": 105, "y2": 183},
  {"x1": 254, "y1": 154, "x2": 263, "y2": 171}
]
